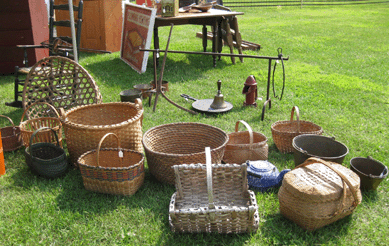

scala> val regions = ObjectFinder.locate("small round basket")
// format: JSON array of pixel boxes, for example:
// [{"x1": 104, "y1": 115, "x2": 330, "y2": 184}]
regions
[
  {"x1": 78, "y1": 133, "x2": 145, "y2": 196},
  {"x1": 19, "y1": 102, "x2": 63, "y2": 147},
  {"x1": 223, "y1": 120, "x2": 268, "y2": 164},
  {"x1": 24, "y1": 127, "x2": 68, "y2": 178},
  {"x1": 142, "y1": 122, "x2": 229, "y2": 185},
  {"x1": 0, "y1": 115, "x2": 22, "y2": 151},
  {"x1": 271, "y1": 106, "x2": 322, "y2": 153}
]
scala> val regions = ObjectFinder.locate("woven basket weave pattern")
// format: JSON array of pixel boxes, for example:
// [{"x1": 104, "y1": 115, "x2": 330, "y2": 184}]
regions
[
  {"x1": 19, "y1": 102, "x2": 63, "y2": 147},
  {"x1": 169, "y1": 163, "x2": 259, "y2": 233},
  {"x1": 77, "y1": 133, "x2": 145, "y2": 196},
  {"x1": 0, "y1": 115, "x2": 22, "y2": 151},
  {"x1": 278, "y1": 158, "x2": 362, "y2": 231},
  {"x1": 271, "y1": 106, "x2": 322, "y2": 153},
  {"x1": 223, "y1": 120, "x2": 268, "y2": 164},
  {"x1": 22, "y1": 56, "x2": 102, "y2": 111},
  {"x1": 143, "y1": 123, "x2": 229, "y2": 185},
  {"x1": 62, "y1": 102, "x2": 143, "y2": 166}
]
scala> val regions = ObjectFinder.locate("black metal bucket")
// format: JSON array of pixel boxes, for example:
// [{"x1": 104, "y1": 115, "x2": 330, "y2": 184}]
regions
[
  {"x1": 292, "y1": 134, "x2": 348, "y2": 166},
  {"x1": 350, "y1": 157, "x2": 388, "y2": 191}
]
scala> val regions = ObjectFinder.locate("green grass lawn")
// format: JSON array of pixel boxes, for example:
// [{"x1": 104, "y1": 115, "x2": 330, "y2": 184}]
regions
[{"x1": 1, "y1": 4, "x2": 388, "y2": 245}]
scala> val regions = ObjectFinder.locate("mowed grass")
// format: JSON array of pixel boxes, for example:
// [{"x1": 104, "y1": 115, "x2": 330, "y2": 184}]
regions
[{"x1": 0, "y1": 4, "x2": 388, "y2": 245}]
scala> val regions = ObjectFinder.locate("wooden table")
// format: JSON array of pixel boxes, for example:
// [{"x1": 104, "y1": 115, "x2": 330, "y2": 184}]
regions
[{"x1": 154, "y1": 9, "x2": 244, "y2": 67}]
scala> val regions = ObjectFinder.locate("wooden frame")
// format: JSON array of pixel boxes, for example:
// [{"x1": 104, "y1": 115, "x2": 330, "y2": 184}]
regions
[{"x1": 121, "y1": 3, "x2": 156, "y2": 74}]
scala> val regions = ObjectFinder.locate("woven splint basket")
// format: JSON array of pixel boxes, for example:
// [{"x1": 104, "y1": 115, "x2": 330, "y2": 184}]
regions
[
  {"x1": 278, "y1": 157, "x2": 362, "y2": 231},
  {"x1": 0, "y1": 115, "x2": 22, "y2": 151},
  {"x1": 19, "y1": 102, "x2": 63, "y2": 147},
  {"x1": 169, "y1": 147, "x2": 259, "y2": 233},
  {"x1": 223, "y1": 120, "x2": 268, "y2": 164},
  {"x1": 143, "y1": 122, "x2": 229, "y2": 185},
  {"x1": 77, "y1": 133, "x2": 145, "y2": 196},
  {"x1": 271, "y1": 106, "x2": 323, "y2": 153},
  {"x1": 61, "y1": 101, "x2": 143, "y2": 166}
]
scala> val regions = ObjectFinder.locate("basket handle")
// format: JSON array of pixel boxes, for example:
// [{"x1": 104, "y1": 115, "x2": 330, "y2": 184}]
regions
[
  {"x1": 205, "y1": 147, "x2": 215, "y2": 210},
  {"x1": 235, "y1": 120, "x2": 254, "y2": 149},
  {"x1": 28, "y1": 127, "x2": 60, "y2": 157},
  {"x1": 0, "y1": 115, "x2": 18, "y2": 136},
  {"x1": 295, "y1": 157, "x2": 360, "y2": 214},
  {"x1": 96, "y1": 133, "x2": 122, "y2": 168},
  {"x1": 21, "y1": 101, "x2": 60, "y2": 122},
  {"x1": 289, "y1": 106, "x2": 300, "y2": 133}
]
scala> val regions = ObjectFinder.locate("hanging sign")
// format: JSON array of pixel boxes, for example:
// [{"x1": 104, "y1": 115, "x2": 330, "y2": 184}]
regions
[{"x1": 121, "y1": 3, "x2": 156, "y2": 74}]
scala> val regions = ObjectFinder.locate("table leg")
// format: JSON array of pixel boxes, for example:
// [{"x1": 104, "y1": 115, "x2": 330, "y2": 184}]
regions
[
  {"x1": 154, "y1": 26, "x2": 160, "y2": 66},
  {"x1": 212, "y1": 21, "x2": 218, "y2": 67},
  {"x1": 202, "y1": 25, "x2": 207, "y2": 52},
  {"x1": 223, "y1": 18, "x2": 235, "y2": 64},
  {"x1": 231, "y1": 16, "x2": 243, "y2": 63},
  {"x1": 217, "y1": 18, "x2": 223, "y2": 61}
]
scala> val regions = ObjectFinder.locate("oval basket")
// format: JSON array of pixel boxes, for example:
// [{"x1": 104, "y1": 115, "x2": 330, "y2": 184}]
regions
[
  {"x1": 24, "y1": 127, "x2": 68, "y2": 178},
  {"x1": 271, "y1": 106, "x2": 323, "y2": 153},
  {"x1": 278, "y1": 157, "x2": 362, "y2": 231},
  {"x1": 78, "y1": 133, "x2": 145, "y2": 196},
  {"x1": 142, "y1": 122, "x2": 229, "y2": 185},
  {"x1": 19, "y1": 102, "x2": 63, "y2": 147},
  {"x1": 223, "y1": 120, "x2": 268, "y2": 164},
  {"x1": 61, "y1": 101, "x2": 143, "y2": 167},
  {"x1": 0, "y1": 115, "x2": 22, "y2": 151}
]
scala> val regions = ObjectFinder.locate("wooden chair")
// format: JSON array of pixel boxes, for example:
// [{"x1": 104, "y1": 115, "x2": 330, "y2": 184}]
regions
[
  {"x1": 6, "y1": 0, "x2": 83, "y2": 108},
  {"x1": 21, "y1": 56, "x2": 102, "y2": 115}
]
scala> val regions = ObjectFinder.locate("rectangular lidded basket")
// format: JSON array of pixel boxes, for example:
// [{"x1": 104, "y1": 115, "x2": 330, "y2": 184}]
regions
[
  {"x1": 169, "y1": 163, "x2": 259, "y2": 233},
  {"x1": 61, "y1": 102, "x2": 144, "y2": 166}
]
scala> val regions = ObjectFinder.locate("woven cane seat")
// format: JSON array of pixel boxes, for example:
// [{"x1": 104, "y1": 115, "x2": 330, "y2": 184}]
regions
[{"x1": 22, "y1": 56, "x2": 102, "y2": 113}]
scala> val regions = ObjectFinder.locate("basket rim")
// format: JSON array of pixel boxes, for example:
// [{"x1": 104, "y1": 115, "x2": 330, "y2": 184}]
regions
[
  {"x1": 142, "y1": 122, "x2": 229, "y2": 157},
  {"x1": 77, "y1": 147, "x2": 144, "y2": 171},
  {"x1": 227, "y1": 131, "x2": 268, "y2": 145},
  {"x1": 60, "y1": 102, "x2": 143, "y2": 130},
  {"x1": 271, "y1": 120, "x2": 322, "y2": 134},
  {"x1": 25, "y1": 143, "x2": 66, "y2": 162},
  {"x1": 19, "y1": 117, "x2": 62, "y2": 131}
]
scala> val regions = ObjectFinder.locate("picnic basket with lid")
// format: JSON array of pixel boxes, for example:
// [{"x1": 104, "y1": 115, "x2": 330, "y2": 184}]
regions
[
  {"x1": 19, "y1": 102, "x2": 63, "y2": 147},
  {"x1": 0, "y1": 115, "x2": 22, "y2": 152},
  {"x1": 278, "y1": 157, "x2": 362, "y2": 231},
  {"x1": 169, "y1": 147, "x2": 259, "y2": 233},
  {"x1": 24, "y1": 127, "x2": 68, "y2": 178},
  {"x1": 223, "y1": 120, "x2": 268, "y2": 164},
  {"x1": 61, "y1": 101, "x2": 143, "y2": 167},
  {"x1": 77, "y1": 133, "x2": 145, "y2": 196},
  {"x1": 142, "y1": 122, "x2": 229, "y2": 185},
  {"x1": 271, "y1": 106, "x2": 323, "y2": 153}
]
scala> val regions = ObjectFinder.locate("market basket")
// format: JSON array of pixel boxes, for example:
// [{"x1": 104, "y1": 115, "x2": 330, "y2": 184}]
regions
[
  {"x1": 271, "y1": 106, "x2": 322, "y2": 153},
  {"x1": 278, "y1": 157, "x2": 362, "y2": 231},
  {"x1": 223, "y1": 120, "x2": 268, "y2": 164},
  {"x1": 19, "y1": 102, "x2": 63, "y2": 147},
  {"x1": 77, "y1": 133, "x2": 145, "y2": 196},
  {"x1": 0, "y1": 115, "x2": 22, "y2": 151},
  {"x1": 24, "y1": 127, "x2": 68, "y2": 178},
  {"x1": 169, "y1": 147, "x2": 259, "y2": 233},
  {"x1": 143, "y1": 122, "x2": 229, "y2": 185},
  {"x1": 60, "y1": 101, "x2": 143, "y2": 167}
]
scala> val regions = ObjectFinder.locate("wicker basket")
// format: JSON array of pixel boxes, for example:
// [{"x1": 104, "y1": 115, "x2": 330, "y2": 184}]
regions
[
  {"x1": 24, "y1": 127, "x2": 68, "y2": 178},
  {"x1": 19, "y1": 102, "x2": 63, "y2": 147},
  {"x1": 271, "y1": 106, "x2": 323, "y2": 153},
  {"x1": 0, "y1": 115, "x2": 22, "y2": 151},
  {"x1": 60, "y1": 101, "x2": 143, "y2": 167},
  {"x1": 169, "y1": 147, "x2": 259, "y2": 233},
  {"x1": 77, "y1": 133, "x2": 145, "y2": 196},
  {"x1": 278, "y1": 157, "x2": 362, "y2": 231},
  {"x1": 223, "y1": 120, "x2": 268, "y2": 164},
  {"x1": 143, "y1": 122, "x2": 229, "y2": 185}
]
